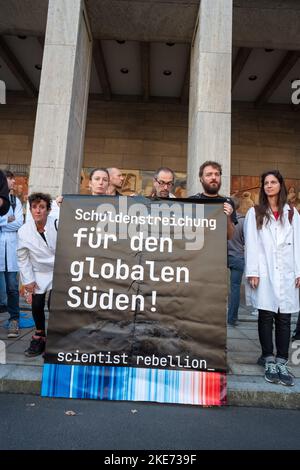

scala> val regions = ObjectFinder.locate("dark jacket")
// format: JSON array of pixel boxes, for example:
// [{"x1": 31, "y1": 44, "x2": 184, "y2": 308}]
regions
[
  {"x1": 189, "y1": 192, "x2": 238, "y2": 225},
  {"x1": 227, "y1": 212, "x2": 245, "y2": 258}
]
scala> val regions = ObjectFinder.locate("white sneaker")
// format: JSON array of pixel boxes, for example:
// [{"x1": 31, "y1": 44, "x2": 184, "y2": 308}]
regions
[
  {"x1": 276, "y1": 362, "x2": 294, "y2": 387},
  {"x1": 7, "y1": 320, "x2": 20, "y2": 338}
]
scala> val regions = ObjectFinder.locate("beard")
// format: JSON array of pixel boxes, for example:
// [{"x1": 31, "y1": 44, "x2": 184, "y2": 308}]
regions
[
  {"x1": 157, "y1": 188, "x2": 169, "y2": 197},
  {"x1": 202, "y1": 180, "x2": 221, "y2": 195}
]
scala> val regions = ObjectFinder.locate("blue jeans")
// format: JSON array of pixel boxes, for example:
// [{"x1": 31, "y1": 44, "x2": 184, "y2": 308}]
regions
[
  {"x1": 0, "y1": 272, "x2": 7, "y2": 306},
  {"x1": 227, "y1": 255, "x2": 244, "y2": 324},
  {"x1": 1, "y1": 271, "x2": 20, "y2": 321}
]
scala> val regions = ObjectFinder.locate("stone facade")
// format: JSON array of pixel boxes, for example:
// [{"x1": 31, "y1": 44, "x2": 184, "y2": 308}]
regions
[
  {"x1": 1, "y1": 99, "x2": 300, "y2": 183},
  {"x1": 0, "y1": 103, "x2": 36, "y2": 167},
  {"x1": 232, "y1": 103, "x2": 300, "y2": 179},
  {"x1": 28, "y1": 0, "x2": 93, "y2": 196},
  {"x1": 187, "y1": 0, "x2": 232, "y2": 196},
  {"x1": 84, "y1": 101, "x2": 188, "y2": 172}
]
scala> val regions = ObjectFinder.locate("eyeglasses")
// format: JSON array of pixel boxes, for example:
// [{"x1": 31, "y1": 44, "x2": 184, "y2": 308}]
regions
[{"x1": 155, "y1": 178, "x2": 174, "y2": 187}]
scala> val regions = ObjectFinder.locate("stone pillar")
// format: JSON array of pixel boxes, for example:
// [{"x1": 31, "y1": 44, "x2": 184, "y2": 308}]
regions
[
  {"x1": 29, "y1": 0, "x2": 92, "y2": 196},
  {"x1": 187, "y1": 0, "x2": 232, "y2": 196}
]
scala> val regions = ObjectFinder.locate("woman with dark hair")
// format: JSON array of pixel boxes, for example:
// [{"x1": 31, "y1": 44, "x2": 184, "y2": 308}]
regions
[
  {"x1": 88, "y1": 168, "x2": 109, "y2": 195},
  {"x1": 244, "y1": 170, "x2": 300, "y2": 386},
  {"x1": 55, "y1": 168, "x2": 110, "y2": 207},
  {"x1": 17, "y1": 193, "x2": 57, "y2": 356}
]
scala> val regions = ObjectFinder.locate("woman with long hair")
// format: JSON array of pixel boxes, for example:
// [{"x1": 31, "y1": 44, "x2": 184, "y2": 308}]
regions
[{"x1": 244, "y1": 170, "x2": 300, "y2": 386}]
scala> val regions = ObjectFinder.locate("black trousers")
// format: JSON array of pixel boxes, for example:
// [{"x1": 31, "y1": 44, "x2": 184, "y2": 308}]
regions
[
  {"x1": 31, "y1": 291, "x2": 51, "y2": 333},
  {"x1": 258, "y1": 309, "x2": 291, "y2": 361}
]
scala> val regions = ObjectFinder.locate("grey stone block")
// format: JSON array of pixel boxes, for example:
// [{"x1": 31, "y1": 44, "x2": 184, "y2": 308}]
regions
[
  {"x1": 227, "y1": 375, "x2": 300, "y2": 410},
  {"x1": 0, "y1": 365, "x2": 42, "y2": 395}
]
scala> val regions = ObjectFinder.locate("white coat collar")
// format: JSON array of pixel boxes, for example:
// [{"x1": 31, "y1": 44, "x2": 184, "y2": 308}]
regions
[
  {"x1": 26, "y1": 214, "x2": 57, "y2": 250},
  {"x1": 267, "y1": 204, "x2": 292, "y2": 246},
  {"x1": 268, "y1": 203, "x2": 290, "y2": 220}
]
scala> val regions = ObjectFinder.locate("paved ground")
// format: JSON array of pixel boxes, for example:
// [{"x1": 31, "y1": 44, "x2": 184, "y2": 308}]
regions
[
  {"x1": 1, "y1": 301, "x2": 300, "y2": 408},
  {"x1": 1, "y1": 393, "x2": 300, "y2": 450}
]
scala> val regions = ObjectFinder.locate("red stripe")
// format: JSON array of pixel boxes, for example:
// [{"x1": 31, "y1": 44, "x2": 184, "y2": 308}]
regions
[{"x1": 202, "y1": 372, "x2": 227, "y2": 406}]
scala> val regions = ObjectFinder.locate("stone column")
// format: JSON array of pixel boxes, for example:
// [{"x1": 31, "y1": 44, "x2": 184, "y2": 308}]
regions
[
  {"x1": 29, "y1": 0, "x2": 92, "y2": 196},
  {"x1": 187, "y1": 0, "x2": 232, "y2": 196}
]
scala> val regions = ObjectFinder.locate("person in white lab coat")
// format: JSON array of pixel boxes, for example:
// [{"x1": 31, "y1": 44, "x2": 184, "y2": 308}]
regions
[
  {"x1": 17, "y1": 193, "x2": 58, "y2": 357},
  {"x1": 0, "y1": 171, "x2": 23, "y2": 337},
  {"x1": 0, "y1": 169, "x2": 10, "y2": 216},
  {"x1": 244, "y1": 170, "x2": 300, "y2": 386}
]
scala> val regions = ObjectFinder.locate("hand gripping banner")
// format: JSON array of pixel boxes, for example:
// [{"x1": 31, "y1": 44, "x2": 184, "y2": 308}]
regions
[{"x1": 41, "y1": 195, "x2": 227, "y2": 405}]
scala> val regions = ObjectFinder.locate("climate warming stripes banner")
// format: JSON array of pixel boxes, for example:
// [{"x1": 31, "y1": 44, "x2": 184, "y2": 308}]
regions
[
  {"x1": 42, "y1": 365, "x2": 226, "y2": 405},
  {"x1": 41, "y1": 195, "x2": 227, "y2": 406}
]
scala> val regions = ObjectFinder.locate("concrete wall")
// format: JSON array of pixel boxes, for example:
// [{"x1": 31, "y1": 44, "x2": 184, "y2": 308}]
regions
[
  {"x1": 28, "y1": 0, "x2": 93, "y2": 196},
  {"x1": 0, "y1": 100, "x2": 188, "y2": 172},
  {"x1": 0, "y1": 102, "x2": 36, "y2": 167},
  {"x1": 84, "y1": 101, "x2": 188, "y2": 172},
  {"x1": 232, "y1": 103, "x2": 300, "y2": 179},
  {"x1": 1, "y1": 99, "x2": 300, "y2": 180},
  {"x1": 187, "y1": 0, "x2": 232, "y2": 196}
]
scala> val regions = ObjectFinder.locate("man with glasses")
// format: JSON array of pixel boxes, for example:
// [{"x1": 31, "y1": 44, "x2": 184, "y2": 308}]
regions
[{"x1": 151, "y1": 167, "x2": 176, "y2": 198}]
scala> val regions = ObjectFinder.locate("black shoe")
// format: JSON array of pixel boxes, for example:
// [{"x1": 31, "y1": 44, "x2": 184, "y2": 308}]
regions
[
  {"x1": 257, "y1": 355, "x2": 266, "y2": 367},
  {"x1": 0, "y1": 305, "x2": 7, "y2": 313},
  {"x1": 24, "y1": 336, "x2": 45, "y2": 357},
  {"x1": 264, "y1": 362, "x2": 280, "y2": 384}
]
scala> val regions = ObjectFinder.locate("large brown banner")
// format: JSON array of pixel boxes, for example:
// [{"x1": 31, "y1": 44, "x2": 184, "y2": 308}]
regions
[{"x1": 45, "y1": 195, "x2": 227, "y2": 372}]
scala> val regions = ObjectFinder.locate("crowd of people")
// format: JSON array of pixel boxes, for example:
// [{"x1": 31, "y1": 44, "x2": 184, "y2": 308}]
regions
[{"x1": 0, "y1": 162, "x2": 299, "y2": 387}]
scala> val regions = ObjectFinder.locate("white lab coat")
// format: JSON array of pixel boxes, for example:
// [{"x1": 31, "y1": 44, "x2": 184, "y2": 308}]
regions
[
  {"x1": 0, "y1": 197, "x2": 23, "y2": 272},
  {"x1": 17, "y1": 215, "x2": 58, "y2": 294},
  {"x1": 244, "y1": 205, "x2": 300, "y2": 313}
]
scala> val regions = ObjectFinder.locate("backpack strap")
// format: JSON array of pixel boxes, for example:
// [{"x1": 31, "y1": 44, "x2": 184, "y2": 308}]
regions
[
  {"x1": 9, "y1": 194, "x2": 16, "y2": 213},
  {"x1": 288, "y1": 204, "x2": 294, "y2": 224}
]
